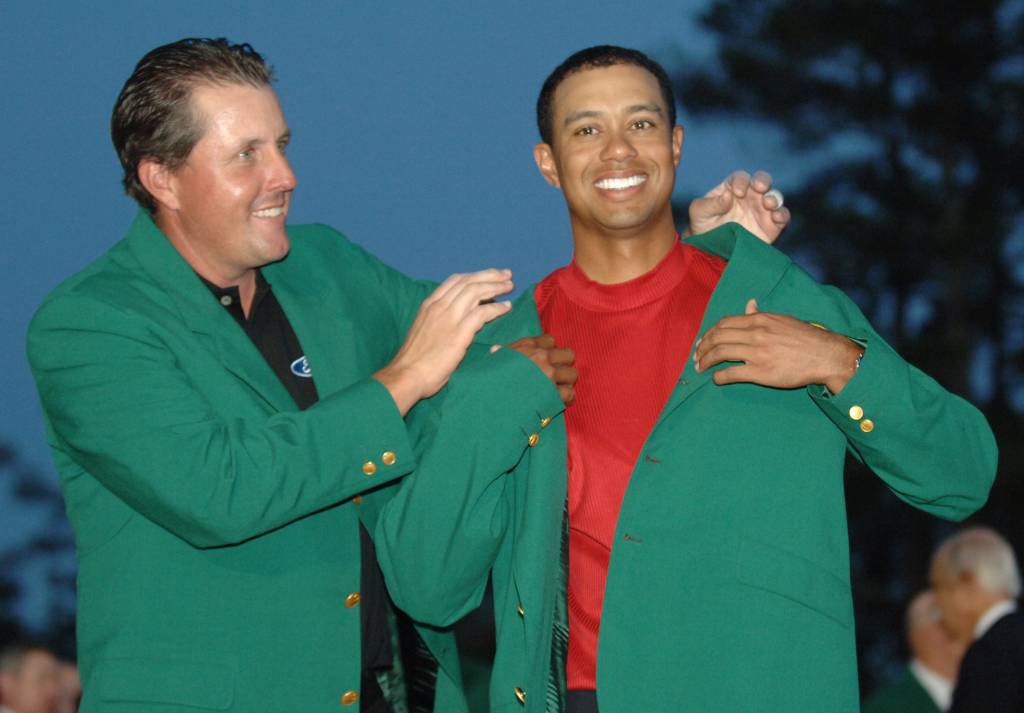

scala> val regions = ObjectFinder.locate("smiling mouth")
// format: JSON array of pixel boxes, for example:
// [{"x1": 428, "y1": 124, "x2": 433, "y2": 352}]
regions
[
  {"x1": 252, "y1": 206, "x2": 286, "y2": 218},
  {"x1": 594, "y1": 175, "x2": 647, "y2": 191}
]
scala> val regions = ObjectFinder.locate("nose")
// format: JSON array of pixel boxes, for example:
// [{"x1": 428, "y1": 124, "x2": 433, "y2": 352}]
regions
[
  {"x1": 268, "y1": 147, "x2": 297, "y2": 192},
  {"x1": 599, "y1": 129, "x2": 637, "y2": 162}
]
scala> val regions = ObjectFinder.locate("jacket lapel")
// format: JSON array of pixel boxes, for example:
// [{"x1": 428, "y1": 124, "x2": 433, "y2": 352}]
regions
[
  {"x1": 261, "y1": 260, "x2": 358, "y2": 398},
  {"x1": 124, "y1": 211, "x2": 295, "y2": 412},
  {"x1": 655, "y1": 222, "x2": 792, "y2": 425},
  {"x1": 473, "y1": 288, "x2": 545, "y2": 347}
]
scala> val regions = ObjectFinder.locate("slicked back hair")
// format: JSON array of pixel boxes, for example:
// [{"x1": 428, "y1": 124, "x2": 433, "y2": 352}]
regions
[
  {"x1": 536, "y1": 45, "x2": 677, "y2": 146},
  {"x1": 111, "y1": 37, "x2": 274, "y2": 213}
]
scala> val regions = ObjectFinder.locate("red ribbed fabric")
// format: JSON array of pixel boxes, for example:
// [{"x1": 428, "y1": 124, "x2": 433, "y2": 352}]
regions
[{"x1": 535, "y1": 241, "x2": 725, "y2": 690}]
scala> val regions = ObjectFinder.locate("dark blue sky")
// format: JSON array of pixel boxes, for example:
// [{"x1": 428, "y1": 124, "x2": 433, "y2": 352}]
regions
[{"x1": 1, "y1": 1, "x2": 796, "y2": 621}]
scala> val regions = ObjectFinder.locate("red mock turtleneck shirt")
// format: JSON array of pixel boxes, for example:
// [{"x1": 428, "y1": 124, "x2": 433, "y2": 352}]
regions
[{"x1": 535, "y1": 240, "x2": 725, "y2": 690}]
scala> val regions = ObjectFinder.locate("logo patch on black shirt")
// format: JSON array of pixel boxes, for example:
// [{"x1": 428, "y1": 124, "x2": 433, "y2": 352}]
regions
[{"x1": 290, "y1": 356, "x2": 312, "y2": 378}]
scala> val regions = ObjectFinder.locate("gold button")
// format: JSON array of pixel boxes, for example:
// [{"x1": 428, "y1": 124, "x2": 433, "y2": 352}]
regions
[
  {"x1": 382, "y1": 451, "x2": 397, "y2": 466},
  {"x1": 340, "y1": 690, "x2": 359, "y2": 706},
  {"x1": 345, "y1": 592, "x2": 361, "y2": 608},
  {"x1": 362, "y1": 461, "x2": 377, "y2": 476},
  {"x1": 516, "y1": 603, "x2": 525, "y2": 618},
  {"x1": 352, "y1": 495, "x2": 363, "y2": 505},
  {"x1": 514, "y1": 687, "x2": 526, "y2": 705},
  {"x1": 540, "y1": 416, "x2": 552, "y2": 429},
  {"x1": 860, "y1": 419, "x2": 875, "y2": 433},
  {"x1": 849, "y1": 405, "x2": 864, "y2": 420},
  {"x1": 528, "y1": 433, "x2": 540, "y2": 447}
]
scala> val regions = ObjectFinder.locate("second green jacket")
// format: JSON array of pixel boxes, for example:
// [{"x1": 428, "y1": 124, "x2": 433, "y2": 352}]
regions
[{"x1": 377, "y1": 223, "x2": 998, "y2": 713}]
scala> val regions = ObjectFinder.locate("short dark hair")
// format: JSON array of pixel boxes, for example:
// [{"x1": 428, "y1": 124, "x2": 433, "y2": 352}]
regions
[
  {"x1": 536, "y1": 45, "x2": 677, "y2": 146},
  {"x1": 111, "y1": 38, "x2": 275, "y2": 213}
]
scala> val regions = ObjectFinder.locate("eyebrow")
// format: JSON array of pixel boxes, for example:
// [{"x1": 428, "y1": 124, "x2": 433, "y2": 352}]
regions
[
  {"x1": 626, "y1": 103, "x2": 664, "y2": 116},
  {"x1": 562, "y1": 104, "x2": 664, "y2": 127}
]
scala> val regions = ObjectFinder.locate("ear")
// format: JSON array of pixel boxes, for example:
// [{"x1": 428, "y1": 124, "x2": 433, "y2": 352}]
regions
[
  {"x1": 533, "y1": 143, "x2": 561, "y2": 189},
  {"x1": 671, "y1": 124, "x2": 684, "y2": 168},
  {"x1": 137, "y1": 157, "x2": 181, "y2": 212}
]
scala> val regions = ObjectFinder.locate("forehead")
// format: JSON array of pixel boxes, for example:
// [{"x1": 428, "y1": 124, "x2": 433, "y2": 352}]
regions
[
  {"x1": 930, "y1": 553, "x2": 956, "y2": 584},
  {"x1": 21, "y1": 650, "x2": 57, "y2": 673},
  {"x1": 551, "y1": 63, "x2": 665, "y2": 120},
  {"x1": 189, "y1": 82, "x2": 286, "y2": 137}
]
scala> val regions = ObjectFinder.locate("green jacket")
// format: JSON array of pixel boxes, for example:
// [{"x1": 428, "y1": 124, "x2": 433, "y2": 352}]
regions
[
  {"x1": 27, "y1": 212, "x2": 467, "y2": 713},
  {"x1": 377, "y1": 223, "x2": 997, "y2": 713},
  {"x1": 862, "y1": 667, "x2": 942, "y2": 713}
]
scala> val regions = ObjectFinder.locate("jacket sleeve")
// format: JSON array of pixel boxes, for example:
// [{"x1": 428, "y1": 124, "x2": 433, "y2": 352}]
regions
[
  {"x1": 375, "y1": 346, "x2": 564, "y2": 626},
  {"x1": 28, "y1": 290, "x2": 417, "y2": 548},
  {"x1": 801, "y1": 281, "x2": 997, "y2": 521}
]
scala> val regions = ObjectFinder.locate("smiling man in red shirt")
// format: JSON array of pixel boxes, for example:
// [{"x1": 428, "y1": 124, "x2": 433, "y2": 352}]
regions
[{"x1": 377, "y1": 45, "x2": 996, "y2": 713}]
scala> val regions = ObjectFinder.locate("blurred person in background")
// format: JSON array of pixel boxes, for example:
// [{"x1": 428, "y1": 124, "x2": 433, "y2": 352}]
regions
[
  {"x1": 54, "y1": 663, "x2": 78, "y2": 713},
  {"x1": 930, "y1": 527, "x2": 1024, "y2": 713},
  {"x1": 862, "y1": 590, "x2": 966, "y2": 713},
  {"x1": 0, "y1": 643, "x2": 59, "y2": 713}
]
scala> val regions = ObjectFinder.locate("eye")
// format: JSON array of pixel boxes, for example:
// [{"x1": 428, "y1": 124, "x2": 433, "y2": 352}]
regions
[
  {"x1": 277, "y1": 138, "x2": 290, "y2": 153},
  {"x1": 575, "y1": 126, "x2": 598, "y2": 137},
  {"x1": 631, "y1": 119, "x2": 655, "y2": 130},
  {"x1": 238, "y1": 148, "x2": 254, "y2": 160}
]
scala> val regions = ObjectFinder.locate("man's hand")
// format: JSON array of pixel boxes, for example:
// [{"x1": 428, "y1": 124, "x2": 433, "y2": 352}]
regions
[
  {"x1": 694, "y1": 299, "x2": 862, "y2": 395},
  {"x1": 375, "y1": 269, "x2": 514, "y2": 415},
  {"x1": 499, "y1": 334, "x2": 577, "y2": 405},
  {"x1": 687, "y1": 170, "x2": 791, "y2": 244}
]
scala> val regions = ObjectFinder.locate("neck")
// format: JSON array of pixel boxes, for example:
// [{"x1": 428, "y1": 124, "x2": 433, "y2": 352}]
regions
[
  {"x1": 571, "y1": 222, "x2": 679, "y2": 284},
  {"x1": 156, "y1": 211, "x2": 258, "y2": 316},
  {"x1": 914, "y1": 654, "x2": 958, "y2": 683},
  {"x1": 970, "y1": 596, "x2": 1014, "y2": 638}
]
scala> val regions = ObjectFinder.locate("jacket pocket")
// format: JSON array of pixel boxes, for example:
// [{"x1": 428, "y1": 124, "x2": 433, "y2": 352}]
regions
[
  {"x1": 97, "y1": 658, "x2": 234, "y2": 710},
  {"x1": 736, "y1": 538, "x2": 852, "y2": 629}
]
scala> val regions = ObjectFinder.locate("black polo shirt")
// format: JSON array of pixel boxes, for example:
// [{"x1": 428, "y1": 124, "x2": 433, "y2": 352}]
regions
[{"x1": 200, "y1": 270, "x2": 392, "y2": 712}]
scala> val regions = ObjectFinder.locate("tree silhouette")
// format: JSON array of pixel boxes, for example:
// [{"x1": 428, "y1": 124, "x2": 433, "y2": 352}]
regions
[
  {"x1": 0, "y1": 441, "x2": 76, "y2": 658},
  {"x1": 672, "y1": 0, "x2": 1024, "y2": 696}
]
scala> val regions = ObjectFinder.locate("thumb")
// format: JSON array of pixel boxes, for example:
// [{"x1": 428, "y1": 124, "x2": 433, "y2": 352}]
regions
[
  {"x1": 745, "y1": 298, "x2": 759, "y2": 315},
  {"x1": 490, "y1": 344, "x2": 502, "y2": 354}
]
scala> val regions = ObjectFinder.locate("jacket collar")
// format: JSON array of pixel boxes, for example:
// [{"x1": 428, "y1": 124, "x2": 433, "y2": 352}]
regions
[
  {"x1": 123, "y1": 210, "x2": 296, "y2": 411},
  {"x1": 656, "y1": 221, "x2": 792, "y2": 420}
]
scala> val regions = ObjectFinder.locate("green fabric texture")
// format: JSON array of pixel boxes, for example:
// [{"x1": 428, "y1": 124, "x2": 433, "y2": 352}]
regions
[
  {"x1": 862, "y1": 668, "x2": 942, "y2": 713},
  {"x1": 28, "y1": 212, "x2": 466, "y2": 713},
  {"x1": 378, "y1": 222, "x2": 997, "y2": 713}
]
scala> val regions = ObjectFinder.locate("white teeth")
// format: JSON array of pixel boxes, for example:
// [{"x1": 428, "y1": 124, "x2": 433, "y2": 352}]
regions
[
  {"x1": 252, "y1": 207, "x2": 285, "y2": 218},
  {"x1": 595, "y1": 175, "x2": 646, "y2": 190}
]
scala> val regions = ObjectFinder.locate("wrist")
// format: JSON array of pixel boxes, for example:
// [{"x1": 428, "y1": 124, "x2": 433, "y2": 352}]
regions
[
  {"x1": 823, "y1": 337, "x2": 864, "y2": 395},
  {"x1": 373, "y1": 364, "x2": 425, "y2": 417}
]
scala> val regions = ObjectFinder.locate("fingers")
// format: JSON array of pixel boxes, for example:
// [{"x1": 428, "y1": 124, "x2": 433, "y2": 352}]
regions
[
  {"x1": 503, "y1": 334, "x2": 577, "y2": 404},
  {"x1": 428, "y1": 268, "x2": 514, "y2": 307},
  {"x1": 725, "y1": 170, "x2": 751, "y2": 197},
  {"x1": 695, "y1": 339, "x2": 756, "y2": 372},
  {"x1": 711, "y1": 364, "x2": 756, "y2": 385},
  {"x1": 750, "y1": 170, "x2": 773, "y2": 193},
  {"x1": 773, "y1": 206, "x2": 791, "y2": 225}
]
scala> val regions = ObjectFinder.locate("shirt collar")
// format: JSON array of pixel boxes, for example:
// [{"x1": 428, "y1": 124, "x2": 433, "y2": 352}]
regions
[
  {"x1": 197, "y1": 269, "x2": 272, "y2": 317},
  {"x1": 974, "y1": 598, "x2": 1017, "y2": 640},
  {"x1": 909, "y1": 659, "x2": 953, "y2": 711}
]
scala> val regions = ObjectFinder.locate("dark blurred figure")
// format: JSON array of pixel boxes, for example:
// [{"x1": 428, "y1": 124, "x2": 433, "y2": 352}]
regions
[
  {"x1": 930, "y1": 527, "x2": 1024, "y2": 713},
  {"x1": 863, "y1": 590, "x2": 965, "y2": 713},
  {"x1": 0, "y1": 643, "x2": 59, "y2": 713}
]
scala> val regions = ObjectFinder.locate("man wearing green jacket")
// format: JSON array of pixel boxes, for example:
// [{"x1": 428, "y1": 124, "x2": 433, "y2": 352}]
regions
[
  {"x1": 27, "y1": 38, "x2": 785, "y2": 713},
  {"x1": 25, "y1": 37, "x2": 554, "y2": 713},
  {"x1": 376, "y1": 46, "x2": 998, "y2": 713}
]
